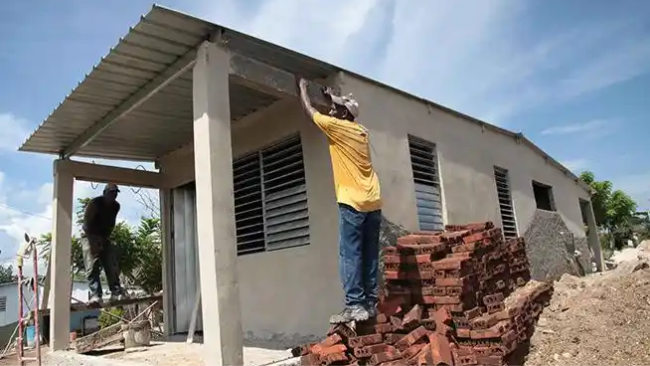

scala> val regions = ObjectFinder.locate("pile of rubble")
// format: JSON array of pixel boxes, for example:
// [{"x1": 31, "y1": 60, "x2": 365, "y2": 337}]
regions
[{"x1": 294, "y1": 222, "x2": 554, "y2": 366}]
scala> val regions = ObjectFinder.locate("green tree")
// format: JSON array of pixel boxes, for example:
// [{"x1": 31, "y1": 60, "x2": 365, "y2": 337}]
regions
[
  {"x1": 132, "y1": 217, "x2": 162, "y2": 294},
  {"x1": 0, "y1": 264, "x2": 15, "y2": 284},
  {"x1": 38, "y1": 196, "x2": 163, "y2": 294},
  {"x1": 580, "y1": 171, "x2": 638, "y2": 250}
]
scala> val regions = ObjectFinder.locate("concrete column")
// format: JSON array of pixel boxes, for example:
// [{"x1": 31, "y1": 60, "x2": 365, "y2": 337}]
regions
[
  {"x1": 49, "y1": 159, "x2": 74, "y2": 351},
  {"x1": 192, "y1": 41, "x2": 243, "y2": 365},
  {"x1": 584, "y1": 200, "x2": 604, "y2": 272}
]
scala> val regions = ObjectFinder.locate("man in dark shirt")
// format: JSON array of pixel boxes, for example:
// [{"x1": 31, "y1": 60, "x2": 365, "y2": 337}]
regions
[{"x1": 82, "y1": 183, "x2": 128, "y2": 304}]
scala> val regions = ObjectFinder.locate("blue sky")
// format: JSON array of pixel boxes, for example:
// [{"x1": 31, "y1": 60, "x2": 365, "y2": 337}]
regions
[{"x1": 0, "y1": 0, "x2": 649, "y2": 264}]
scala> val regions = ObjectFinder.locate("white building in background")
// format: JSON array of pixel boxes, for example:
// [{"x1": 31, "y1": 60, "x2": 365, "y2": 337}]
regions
[{"x1": 0, "y1": 280, "x2": 92, "y2": 327}]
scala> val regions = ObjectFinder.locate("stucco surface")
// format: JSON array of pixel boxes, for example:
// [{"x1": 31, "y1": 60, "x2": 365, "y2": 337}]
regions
[{"x1": 159, "y1": 72, "x2": 595, "y2": 348}]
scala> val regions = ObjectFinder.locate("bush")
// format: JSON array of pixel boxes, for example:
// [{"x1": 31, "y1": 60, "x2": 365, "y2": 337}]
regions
[{"x1": 98, "y1": 307, "x2": 125, "y2": 329}]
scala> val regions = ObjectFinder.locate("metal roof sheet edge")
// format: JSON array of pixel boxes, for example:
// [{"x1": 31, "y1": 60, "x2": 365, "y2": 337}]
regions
[{"x1": 18, "y1": 3, "x2": 591, "y2": 194}]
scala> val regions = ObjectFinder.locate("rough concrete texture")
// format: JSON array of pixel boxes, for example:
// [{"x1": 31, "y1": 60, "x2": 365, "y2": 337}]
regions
[
  {"x1": 244, "y1": 331, "x2": 320, "y2": 350},
  {"x1": 523, "y1": 209, "x2": 592, "y2": 281},
  {"x1": 39, "y1": 343, "x2": 293, "y2": 366},
  {"x1": 378, "y1": 215, "x2": 410, "y2": 287}
]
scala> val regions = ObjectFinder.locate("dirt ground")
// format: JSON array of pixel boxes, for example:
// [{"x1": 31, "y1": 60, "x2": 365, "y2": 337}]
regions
[
  {"x1": 525, "y1": 258, "x2": 650, "y2": 365},
  {"x1": 6, "y1": 250, "x2": 650, "y2": 366}
]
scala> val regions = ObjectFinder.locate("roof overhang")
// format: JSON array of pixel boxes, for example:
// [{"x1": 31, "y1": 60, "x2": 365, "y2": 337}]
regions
[
  {"x1": 18, "y1": 5, "x2": 591, "y2": 194},
  {"x1": 19, "y1": 5, "x2": 336, "y2": 162}
]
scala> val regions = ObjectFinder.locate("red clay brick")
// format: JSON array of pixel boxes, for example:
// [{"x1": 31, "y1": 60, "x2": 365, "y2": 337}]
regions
[
  {"x1": 394, "y1": 326, "x2": 430, "y2": 351},
  {"x1": 374, "y1": 323, "x2": 394, "y2": 334},
  {"x1": 428, "y1": 332, "x2": 454, "y2": 366},
  {"x1": 327, "y1": 323, "x2": 356, "y2": 339},
  {"x1": 348, "y1": 333, "x2": 383, "y2": 348},
  {"x1": 300, "y1": 353, "x2": 319, "y2": 366},
  {"x1": 321, "y1": 334, "x2": 343, "y2": 347},
  {"x1": 433, "y1": 307, "x2": 453, "y2": 325},
  {"x1": 401, "y1": 304, "x2": 423, "y2": 328},
  {"x1": 321, "y1": 352, "x2": 348, "y2": 366},
  {"x1": 314, "y1": 344, "x2": 347, "y2": 357},
  {"x1": 455, "y1": 328, "x2": 471, "y2": 338},
  {"x1": 368, "y1": 350, "x2": 401, "y2": 366},
  {"x1": 383, "y1": 333, "x2": 403, "y2": 344},
  {"x1": 476, "y1": 355, "x2": 504, "y2": 365},
  {"x1": 401, "y1": 343, "x2": 427, "y2": 360},
  {"x1": 376, "y1": 313, "x2": 388, "y2": 324},
  {"x1": 378, "y1": 296, "x2": 405, "y2": 317},
  {"x1": 431, "y1": 257, "x2": 471, "y2": 271},
  {"x1": 354, "y1": 344, "x2": 394, "y2": 358}
]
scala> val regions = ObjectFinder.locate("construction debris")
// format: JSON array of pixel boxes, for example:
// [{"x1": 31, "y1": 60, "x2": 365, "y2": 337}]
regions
[{"x1": 293, "y1": 222, "x2": 553, "y2": 366}]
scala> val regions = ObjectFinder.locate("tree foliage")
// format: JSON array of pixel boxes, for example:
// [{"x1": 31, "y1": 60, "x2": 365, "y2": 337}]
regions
[
  {"x1": 580, "y1": 171, "x2": 638, "y2": 249},
  {"x1": 0, "y1": 264, "x2": 15, "y2": 284}
]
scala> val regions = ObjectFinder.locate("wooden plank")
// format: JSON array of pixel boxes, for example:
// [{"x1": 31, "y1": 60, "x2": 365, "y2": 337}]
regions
[
  {"x1": 74, "y1": 321, "x2": 124, "y2": 354},
  {"x1": 36, "y1": 295, "x2": 162, "y2": 317}
]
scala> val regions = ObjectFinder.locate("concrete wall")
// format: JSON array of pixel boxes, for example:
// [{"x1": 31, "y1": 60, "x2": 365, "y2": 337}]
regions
[
  {"x1": 160, "y1": 99, "x2": 342, "y2": 347},
  {"x1": 335, "y1": 72, "x2": 591, "y2": 238},
  {"x1": 160, "y1": 73, "x2": 593, "y2": 348}
]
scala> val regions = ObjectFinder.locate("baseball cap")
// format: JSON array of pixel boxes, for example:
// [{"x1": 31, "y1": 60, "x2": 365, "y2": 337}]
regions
[
  {"x1": 330, "y1": 93, "x2": 360, "y2": 119},
  {"x1": 104, "y1": 183, "x2": 120, "y2": 193}
]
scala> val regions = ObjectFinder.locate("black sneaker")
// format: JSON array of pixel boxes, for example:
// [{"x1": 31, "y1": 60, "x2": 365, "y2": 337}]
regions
[
  {"x1": 88, "y1": 294, "x2": 103, "y2": 305},
  {"x1": 329, "y1": 305, "x2": 369, "y2": 324},
  {"x1": 110, "y1": 288, "x2": 130, "y2": 302}
]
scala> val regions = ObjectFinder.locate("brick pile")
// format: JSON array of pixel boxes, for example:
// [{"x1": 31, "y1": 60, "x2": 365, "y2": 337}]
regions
[{"x1": 294, "y1": 222, "x2": 553, "y2": 366}]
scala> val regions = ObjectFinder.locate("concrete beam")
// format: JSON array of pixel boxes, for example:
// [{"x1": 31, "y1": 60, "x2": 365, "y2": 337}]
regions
[
  {"x1": 192, "y1": 41, "x2": 243, "y2": 365},
  {"x1": 49, "y1": 160, "x2": 74, "y2": 351},
  {"x1": 58, "y1": 160, "x2": 163, "y2": 189},
  {"x1": 229, "y1": 52, "x2": 335, "y2": 108}
]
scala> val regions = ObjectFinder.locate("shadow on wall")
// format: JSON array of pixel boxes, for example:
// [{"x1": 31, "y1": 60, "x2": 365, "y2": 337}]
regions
[
  {"x1": 241, "y1": 216, "x2": 412, "y2": 350},
  {"x1": 523, "y1": 209, "x2": 592, "y2": 281},
  {"x1": 0, "y1": 321, "x2": 18, "y2": 351}
]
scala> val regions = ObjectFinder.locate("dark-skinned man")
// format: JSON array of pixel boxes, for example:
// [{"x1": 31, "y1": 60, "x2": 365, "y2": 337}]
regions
[
  {"x1": 82, "y1": 183, "x2": 129, "y2": 304},
  {"x1": 298, "y1": 78, "x2": 382, "y2": 324}
]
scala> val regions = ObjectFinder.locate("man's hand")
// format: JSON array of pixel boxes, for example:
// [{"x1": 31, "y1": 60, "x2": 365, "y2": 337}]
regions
[
  {"x1": 297, "y1": 78, "x2": 317, "y2": 118},
  {"x1": 298, "y1": 78, "x2": 308, "y2": 90}
]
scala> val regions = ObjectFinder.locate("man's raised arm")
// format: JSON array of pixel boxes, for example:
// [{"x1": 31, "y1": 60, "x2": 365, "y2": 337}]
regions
[{"x1": 298, "y1": 78, "x2": 318, "y2": 118}]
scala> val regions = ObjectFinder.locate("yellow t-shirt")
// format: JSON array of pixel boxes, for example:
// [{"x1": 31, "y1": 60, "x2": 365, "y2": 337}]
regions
[{"x1": 312, "y1": 112, "x2": 382, "y2": 212}]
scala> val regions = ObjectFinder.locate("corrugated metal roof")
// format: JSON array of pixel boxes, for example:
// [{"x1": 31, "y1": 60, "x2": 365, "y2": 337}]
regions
[
  {"x1": 19, "y1": 5, "x2": 335, "y2": 161},
  {"x1": 18, "y1": 5, "x2": 589, "y2": 192}
]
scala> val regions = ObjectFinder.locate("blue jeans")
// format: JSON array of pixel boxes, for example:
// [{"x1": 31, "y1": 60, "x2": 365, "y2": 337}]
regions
[{"x1": 338, "y1": 203, "x2": 382, "y2": 308}]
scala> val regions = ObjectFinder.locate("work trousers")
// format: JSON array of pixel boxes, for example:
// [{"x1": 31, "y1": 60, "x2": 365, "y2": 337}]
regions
[
  {"x1": 338, "y1": 203, "x2": 382, "y2": 308},
  {"x1": 82, "y1": 235, "x2": 121, "y2": 297}
]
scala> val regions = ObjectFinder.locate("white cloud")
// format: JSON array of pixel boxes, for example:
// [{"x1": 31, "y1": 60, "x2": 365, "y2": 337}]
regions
[
  {"x1": 0, "y1": 159, "x2": 158, "y2": 271},
  {"x1": 541, "y1": 119, "x2": 609, "y2": 135},
  {"x1": 0, "y1": 113, "x2": 29, "y2": 152}
]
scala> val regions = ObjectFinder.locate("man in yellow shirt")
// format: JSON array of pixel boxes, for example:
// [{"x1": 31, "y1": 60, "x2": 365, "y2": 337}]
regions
[{"x1": 298, "y1": 78, "x2": 382, "y2": 324}]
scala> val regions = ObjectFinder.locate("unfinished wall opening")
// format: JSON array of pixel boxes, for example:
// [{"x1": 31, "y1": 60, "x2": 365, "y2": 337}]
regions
[
  {"x1": 233, "y1": 134, "x2": 311, "y2": 255},
  {"x1": 408, "y1": 135, "x2": 444, "y2": 231},
  {"x1": 494, "y1": 166, "x2": 518, "y2": 238},
  {"x1": 579, "y1": 199, "x2": 589, "y2": 229},
  {"x1": 532, "y1": 180, "x2": 556, "y2": 211}
]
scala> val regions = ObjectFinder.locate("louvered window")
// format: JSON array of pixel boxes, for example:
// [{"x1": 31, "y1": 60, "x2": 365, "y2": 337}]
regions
[
  {"x1": 408, "y1": 136, "x2": 444, "y2": 231},
  {"x1": 494, "y1": 166, "x2": 518, "y2": 238},
  {"x1": 0, "y1": 296, "x2": 6, "y2": 312},
  {"x1": 233, "y1": 134, "x2": 310, "y2": 255},
  {"x1": 233, "y1": 153, "x2": 265, "y2": 254}
]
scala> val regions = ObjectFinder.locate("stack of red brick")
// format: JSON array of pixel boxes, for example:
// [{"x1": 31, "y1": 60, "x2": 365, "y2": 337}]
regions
[{"x1": 294, "y1": 222, "x2": 553, "y2": 366}]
